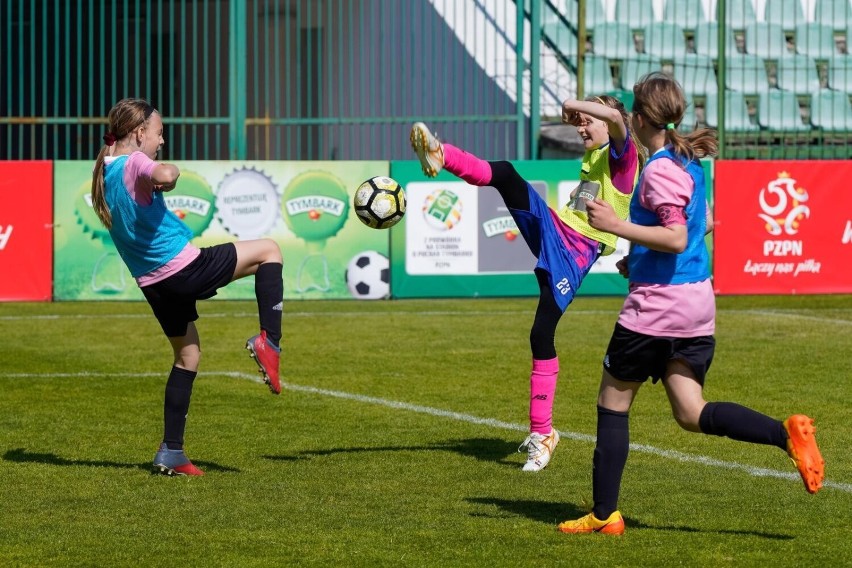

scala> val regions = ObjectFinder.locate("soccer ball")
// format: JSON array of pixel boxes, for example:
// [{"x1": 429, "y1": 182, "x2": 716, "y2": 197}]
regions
[
  {"x1": 345, "y1": 251, "x2": 390, "y2": 300},
  {"x1": 354, "y1": 176, "x2": 406, "y2": 229}
]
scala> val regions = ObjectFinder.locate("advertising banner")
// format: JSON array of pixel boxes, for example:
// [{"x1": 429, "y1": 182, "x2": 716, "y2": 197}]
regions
[
  {"x1": 53, "y1": 161, "x2": 391, "y2": 301},
  {"x1": 714, "y1": 161, "x2": 851, "y2": 294},
  {"x1": 390, "y1": 160, "x2": 636, "y2": 299},
  {"x1": 0, "y1": 161, "x2": 53, "y2": 301}
]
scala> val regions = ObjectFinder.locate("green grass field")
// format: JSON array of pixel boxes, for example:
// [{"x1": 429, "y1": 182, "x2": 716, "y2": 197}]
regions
[{"x1": 0, "y1": 295, "x2": 849, "y2": 566}]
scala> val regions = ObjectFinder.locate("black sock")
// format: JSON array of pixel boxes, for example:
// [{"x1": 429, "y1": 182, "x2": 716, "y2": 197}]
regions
[
  {"x1": 592, "y1": 406, "x2": 630, "y2": 520},
  {"x1": 255, "y1": 262, "x2": 283, "y2": 348},
  {"x1": 487, "y1": 161, "x2": 531, "y2": 211},
  {"x1": 163, "y1": 366, "x2": 197, "y2": 450},
  {"x1": 699, "y1": 402, "x2": 787, "y2": 450}
]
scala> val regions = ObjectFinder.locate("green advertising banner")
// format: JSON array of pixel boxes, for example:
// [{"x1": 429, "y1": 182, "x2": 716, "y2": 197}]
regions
[
  {"x1": 54, "y1": 161, "x2": 391, "y2": 301},
  {"x1": 389, "y1": 159, "x2": 714, "y2": 300}
]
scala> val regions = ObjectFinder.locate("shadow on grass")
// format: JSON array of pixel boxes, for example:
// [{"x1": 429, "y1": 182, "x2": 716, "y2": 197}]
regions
[
  {"x1": 263, "y1": 437, "x2": 522, "y2": 467},
  {"x1": 3, "y1": 447, "x2": 240, "y2": 473},
  {"x1": 467, "y1": 497, "x2": 586, "y2": 524},
  {"x1": 466, "y1": 497, "x2": 794, "y2": 539}
]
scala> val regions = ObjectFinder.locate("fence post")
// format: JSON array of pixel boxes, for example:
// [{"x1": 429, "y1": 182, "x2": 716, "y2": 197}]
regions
[
  {"x1": 229, "y1": 0, "x2": 248, "y2": 159},
  {"x1": 716, "y1": 0, "x2": 727, "y2": 159},
  {"x1": 529, "y1": 0, "x2": 542, "y2": 159}
]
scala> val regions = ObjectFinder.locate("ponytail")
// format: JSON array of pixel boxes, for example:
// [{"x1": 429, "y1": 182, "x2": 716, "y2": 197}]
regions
[
  {"x1": 667, "y1": 127, "x2": 719, "y2": 161},
  {"x1": 91, "y1": 144, "x2": 112, "y2": 229}
]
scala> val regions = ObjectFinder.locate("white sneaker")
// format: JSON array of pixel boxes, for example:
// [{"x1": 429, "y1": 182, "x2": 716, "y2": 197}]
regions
[
  {"x1": 410, "y1": 122, "x2": 444, "y2": 177},
  {"x1": 518, "y1": 429, "x2": 560, "y2": 472}
]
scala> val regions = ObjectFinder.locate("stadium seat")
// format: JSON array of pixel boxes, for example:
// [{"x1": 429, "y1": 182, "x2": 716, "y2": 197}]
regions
[
  {"x1": 620, "y1": 54, "x2": 662, "y2": 90},
  {"x1": 745, "y1": 22, "x2": 791, "y2": 59},
  {"x1": 694, "y1": 22, "x2": 738, "y2": 58},
  {"x1": 543, "y1": 0, "x2": 607, "y2": 31},
  {"x1": 663, "y1": 0, "x2": 707, "y2": 32},
  {"x1": 725, "y1": 54, "x2": 771, "y2": 94},
  {"x1": 810, "y1": 88, "x2": 852, "y2": 130},
  {"x1": 704, "y1": 91, "x2": 759, "y2": 131},
  {"x1": 543, "y1": 22, "x2": 579, "y2": 57},
  {"x1": 795, "y1": 23, "x2": 839, "y2": 59},
  {"x1": 776, "y1": 54, "x2": 821, "y2": 95},
  {"x1": 582, "y1": 0, "x2": 608, "y2": 30},
  {"x1": 583, "y1": 55, "x2": 616, "y2": 94},
  {"x1": 726, "y1": 0, "x2": 758, "y2": 30},
  {"x1": 828, "y1": 54, "x2": 852, "y2": 92},
  {"x1": 679, "y1": 95, "x2": 697, "y2": 131},
  {"x1": 673, "y1": 54, "x2": 718, "y2": 96},
  {"x1": 763, "y1": 0, "x2": 806, "y2": 32},
  {"x1": 613, "y1": 0, "x2": 657, "y2": 30},
  {"x1": 643, "y1": 22, "x2": 687, "y2": 60},
  {"x1": 814, "y1": 0, "x2": 852, "y2": 32},
  {"x1": 757, "y1": 90, "x2": 810, "y2": 130},
  {"x1": 591, "y1": 22, "x2": 637, "y2": 59}
]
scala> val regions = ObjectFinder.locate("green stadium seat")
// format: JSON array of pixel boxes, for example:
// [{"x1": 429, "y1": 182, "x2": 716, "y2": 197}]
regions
[
  {"x1": 828, "y1": 54, "x2": 852, "y2": 92},
  {"x1": 745, "y1": 22, "x2": 791, "y2": 59},
  {"x1": 543, "y1": 0, "x2": 607, "y2": 31},
  {"x1": 795, "y1": 23, "x2": 839, "y2": 59},
  {"x1": 673, "y1": 54, "x2": 718, "y2": 96},
  {"x1": 694, "y1": 22, "x2": 737, "y2": 58},
  {"x1": 726, "y1": 0, "x2": 758, "y2": 30},
  {"x1": 704, "y1": 91, "x2": 759, "y2": 131},
  {"x1": 776, "y1": 54, "x2": 821, "y2": 95},
  {"x1": 582, "y1": 0, "x2": 608, "y2": 30},
  {"x1": 725, "y1": 54, "x2": 771, "y2": 94},
  {"x1": 614, "y1": 0, "x2": 657, "y2": 30},
  {"x1": 583, "y1": 55, "x2": 616, "y2": 94},
  {"x1": 620, "y1": 54, "x2": 662, "y2": 90},
  {"x1": 543, "y1": 22, "x2": 579, "y2": 57},
  {"x1": 763, "y1": 0, "x2": 806, "y2": 32},
  {"x1": 663, "y1": 0, "x2": 706, "y2": 32},
  {"x1": 643, "y1": 22, "x2": 687, "y2": 60},
  {"x1": 679, "y1": 95, "x2": 697, "y2": 131},
  {"x1": 810, "y1": 88, "x2": 852, "y2": 130},
  {"x1": 814, "y1": 0, "x2": 852, "y2": 32},
  {"x1": 757, "y1": 90, "x2": 810, "y2": 130},
  {"x1": 591, "y1": 22, "x2": 637, "y2": 59}
]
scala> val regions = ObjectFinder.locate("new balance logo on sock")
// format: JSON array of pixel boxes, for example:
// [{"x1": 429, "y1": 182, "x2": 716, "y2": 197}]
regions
[
  {"x1": 532, "y1": 394, "x2": 548, "y2": 400},
  {"x1": 272, "y1": 302, "x2": 283, "y2": 311}
]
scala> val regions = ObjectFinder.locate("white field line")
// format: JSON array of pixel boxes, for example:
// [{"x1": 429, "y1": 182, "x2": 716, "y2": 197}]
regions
[
  {"x1": 2, "y1": 308, "x2": 852, "y2": 325},
  {"x1": 3, "y1": 370, "x2": 850, "y2": 494}
]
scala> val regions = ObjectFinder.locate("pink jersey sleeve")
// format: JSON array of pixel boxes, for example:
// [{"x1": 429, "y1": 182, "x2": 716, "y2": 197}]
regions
[
  {"x1": 608, "y1": 135, "x2": 638, "y2": 195},
  {"x1": 638, "y1": 158, "x2": 693, "y2": 226},
  {"x1": 123, "y1": 151, "x2": 158, "y2": 205}
]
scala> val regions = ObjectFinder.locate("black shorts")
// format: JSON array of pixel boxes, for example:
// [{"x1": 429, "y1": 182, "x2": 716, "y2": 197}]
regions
[
  {"x1": 602, "y1": 323, "x2": 715, "y2": 385},
  {"x1": 140, "y1": 243, "x2": 238, "y2": 337}
]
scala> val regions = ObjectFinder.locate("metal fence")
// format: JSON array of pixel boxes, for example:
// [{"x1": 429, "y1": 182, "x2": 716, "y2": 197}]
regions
[{"x1": 2, "y1": 0, "x2": 851, "y2": 161}]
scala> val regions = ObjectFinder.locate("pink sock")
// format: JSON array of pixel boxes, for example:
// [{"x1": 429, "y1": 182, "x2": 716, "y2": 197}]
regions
[
  {"x1": 443, "y1": 143, "x2": 493, "y2": 186},
  {"x1": 529, "y1": 357, "x2": 559, "y2": 435}
]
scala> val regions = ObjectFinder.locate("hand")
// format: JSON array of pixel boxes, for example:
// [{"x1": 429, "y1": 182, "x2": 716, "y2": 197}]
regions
[
  {"x1": 561, "y1": 101, "x2": 585, "y2": 127},
  {"x1": 615, "y1": 255, "x2": 630, "y2": 278},
  {"x1": 562, "y1": 110, "x2": 585, "y2": 127},
  {"x1": 585, "y1": 197, "x2": 620, "y2": 233}
]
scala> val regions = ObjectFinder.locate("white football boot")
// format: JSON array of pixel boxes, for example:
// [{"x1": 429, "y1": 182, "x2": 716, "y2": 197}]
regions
[
  {"x1": 410, "y1": 122, "x2": 445, "y2": 178},
  {"x1": 519, "y1": 429, "x2": 560, "y2": 472}
]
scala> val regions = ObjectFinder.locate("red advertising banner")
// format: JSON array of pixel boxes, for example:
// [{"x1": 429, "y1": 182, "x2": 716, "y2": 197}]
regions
[
  {"x1": 714, "y1": 160, "x2": 852, "y2": 295},
  {"x1": 0, "y1": 161, "x2": 53, "y2": 301}
]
